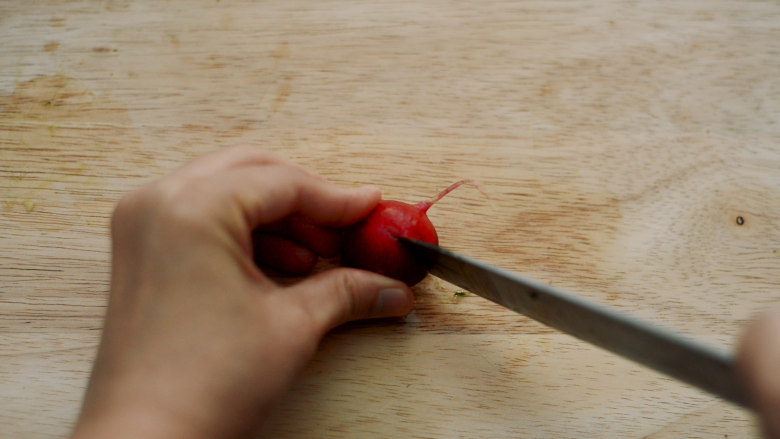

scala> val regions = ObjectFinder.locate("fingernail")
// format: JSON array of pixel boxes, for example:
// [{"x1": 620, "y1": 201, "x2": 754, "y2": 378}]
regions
[{"x1": 375, "y1": 288, "x2": 413, "y2": 316}]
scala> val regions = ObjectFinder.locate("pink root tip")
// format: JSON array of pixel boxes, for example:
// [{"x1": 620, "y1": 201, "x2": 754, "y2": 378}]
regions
[{"x1": 416, "y1": 179, "x2": 487, "y2": 213}]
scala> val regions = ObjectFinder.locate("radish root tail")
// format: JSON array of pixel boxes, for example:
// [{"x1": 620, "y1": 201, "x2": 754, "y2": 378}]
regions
[{"x1": 417, "y1": 179, "x2": 488, "y2": 213}]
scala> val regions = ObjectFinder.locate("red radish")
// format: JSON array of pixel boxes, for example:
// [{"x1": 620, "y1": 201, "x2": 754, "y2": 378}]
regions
[{"x1": 341, "y1": 180, "x2": 478, "y2": 286}]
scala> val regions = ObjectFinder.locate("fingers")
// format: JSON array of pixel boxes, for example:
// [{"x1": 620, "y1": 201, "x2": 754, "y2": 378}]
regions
[
  {"x1": 259, "y1": 215, "x2": 342, "y2": 257},
  {"x1": 216, "y1": 164, "x2": 380, "y2": 230},
  {"x1": 136, "y1": 145, "x2": 382, "y2": 280},
  {"x1": 252, "y1": 233, "x2": 319, "y2": 274},
  {"x1": 286, "y1": 268, "x2": 414, "y2": 334},
  {"x1": 736, "y1": 308, "x2": 780, "y2": 438},
  {"x1": 252, "y1": 217, "x2": 344, "y2": 275},
  {"x1": 145, "y1": 147, "x2": 379, "y2": 247}
]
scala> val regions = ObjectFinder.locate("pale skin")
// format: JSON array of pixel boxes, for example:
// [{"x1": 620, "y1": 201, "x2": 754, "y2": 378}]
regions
[{"x1": 70, "y1": 145, "x2": 779, "y2": 438}]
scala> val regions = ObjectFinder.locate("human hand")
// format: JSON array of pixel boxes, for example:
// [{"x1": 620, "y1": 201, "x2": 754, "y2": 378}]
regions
[
  {"x1": 71, "y1": 146, "x2": 415, "y2": 439},
  {"x1": 738, "y1": 308, "x2": 780, "y2": 439}
]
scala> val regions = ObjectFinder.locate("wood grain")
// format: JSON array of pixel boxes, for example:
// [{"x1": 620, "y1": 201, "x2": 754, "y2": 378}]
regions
[{"x1": 2, "y1": 1, "x2": 779, "y2": 437}]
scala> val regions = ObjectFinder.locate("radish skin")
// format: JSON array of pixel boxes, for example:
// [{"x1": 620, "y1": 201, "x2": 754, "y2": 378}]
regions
[{"x1": 341, "y1": 180, "x2": 480, "y2": 286}]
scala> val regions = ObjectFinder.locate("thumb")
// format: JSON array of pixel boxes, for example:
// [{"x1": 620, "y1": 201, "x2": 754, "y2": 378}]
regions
[
  {"x1": 736, "y1": 308, "x2": 780, "y2": 439},
  {"x1": 288, "y1": 268, "x2": 414, "y2": 333}
]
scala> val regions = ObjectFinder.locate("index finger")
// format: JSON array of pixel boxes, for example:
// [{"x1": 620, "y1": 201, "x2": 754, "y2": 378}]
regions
[{"x1": 215, "y1": 164, "x2": 381, "y2": 230}]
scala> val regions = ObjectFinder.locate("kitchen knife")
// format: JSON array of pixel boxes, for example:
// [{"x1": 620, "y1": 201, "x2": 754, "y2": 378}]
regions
[{"x1": 398, "y1": 237, "x2": 748, "y2": 406}]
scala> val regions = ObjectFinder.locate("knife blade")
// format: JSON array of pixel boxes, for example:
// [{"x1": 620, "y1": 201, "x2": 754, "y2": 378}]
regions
[{"x1": 399, "y1": 237, "x2": 747, "y2": 406}]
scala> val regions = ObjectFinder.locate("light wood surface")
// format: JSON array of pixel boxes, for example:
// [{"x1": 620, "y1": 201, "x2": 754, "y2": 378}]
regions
[{"x1": 2, "y1": 1, "x2": 779, "y2": 437}]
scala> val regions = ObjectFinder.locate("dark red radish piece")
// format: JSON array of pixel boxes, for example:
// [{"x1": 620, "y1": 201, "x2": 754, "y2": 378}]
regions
[{"x1": 341, "y1": 180, "x2": 478, "y2": 286}]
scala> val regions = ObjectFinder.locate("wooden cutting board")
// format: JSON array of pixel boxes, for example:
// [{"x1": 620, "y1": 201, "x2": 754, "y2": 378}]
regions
[{"x1": 2, "y1": 1, "x2": 779, "y2": 437}]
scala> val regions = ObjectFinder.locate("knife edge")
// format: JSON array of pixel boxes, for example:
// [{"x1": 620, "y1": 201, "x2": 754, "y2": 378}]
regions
[{"x1": 399, "y1": 237, "x2": 748, "y2": 406}]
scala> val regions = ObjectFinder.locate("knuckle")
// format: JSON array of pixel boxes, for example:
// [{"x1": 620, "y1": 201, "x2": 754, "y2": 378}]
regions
[
  {"x1": 228, "y1": 144, "x2": 279, "y2": 163},
  {"x1": 227, "y1": 143, "x2": 259, "y2": 157},
  {"x1": 112, "y1": 191, "x2": 138, "y2": 223},
  {"x1": 112, "y1": 178, "x2": 215, "y2": 236},
  {"x1": 160, "y1": 185, "x2": 205, "y2": 224},
  {"x1": 155, "y1": 177, "x2": 221, "y2": 224},
  {"x1": 111, "y1": 187, "x2": 150, "y2": 234},
  {"x1": 293, "y1": 269, "x2": 367, "y2": 333},
  {"x1": 332, "y1": 269, "x2": 364, "y2": 322}
]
